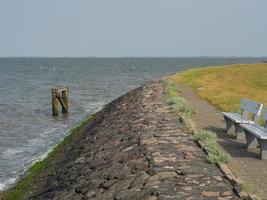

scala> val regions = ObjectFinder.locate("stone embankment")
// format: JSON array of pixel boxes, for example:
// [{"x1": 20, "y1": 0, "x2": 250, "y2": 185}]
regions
[{"x1": 20, "y1": 81, "x2": 239, "y2": 200}]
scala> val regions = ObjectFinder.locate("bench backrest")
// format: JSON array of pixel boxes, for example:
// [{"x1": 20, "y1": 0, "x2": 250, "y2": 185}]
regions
[
  {"x1": 262, "y1": 108, "x2": 267, "y2": 128},
  {"x1": 240, "y1": 98, "x2": 263, "y2": 120}
]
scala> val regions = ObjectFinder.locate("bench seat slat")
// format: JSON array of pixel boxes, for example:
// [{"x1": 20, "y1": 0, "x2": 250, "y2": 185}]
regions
[
  {"x1": 222, "y1": 112, "x2": 255, "y2": 124},
  {"x1": 240, "y1": 124, "x2": 267, "y2": 139}
]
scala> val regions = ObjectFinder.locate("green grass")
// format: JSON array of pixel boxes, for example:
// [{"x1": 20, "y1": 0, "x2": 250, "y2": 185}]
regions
[
  {"x1": 164, "y1": 79, "x2": 193, "y2": 116},
  {"x1": 169, "y1": 97, "x2": 194, "y2": 115},
  {"x1": 169, "y1": 63, "x2": 267, "y2": 112},
  {"x1": 193, "y1": 130, "x2": 230, "y2": 164},
  {"x1": 192, "y1": 129, "x2": 217, "y2": 142},
  {"x1": 0, "y1": 115, "x2": 94, "y2": 200},
  {"x1": 164, "y1": 79, "x2": 180, "y2": 99},
  {"x1": 242, "y1": 181, "x2": 254, "y2": 194}
]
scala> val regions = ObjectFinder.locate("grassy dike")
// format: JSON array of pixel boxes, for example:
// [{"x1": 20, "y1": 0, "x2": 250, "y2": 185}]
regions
[
  {"x1": 0, "y1": 115, "x2": 95, "y2": 200},
  {"x1": 169, "y1": 63, "x2": 267, "y2": 112}
]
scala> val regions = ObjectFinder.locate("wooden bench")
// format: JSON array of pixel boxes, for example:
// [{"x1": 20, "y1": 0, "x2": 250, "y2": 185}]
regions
[
  {"x1": 240, "y1": 108, "x2": 267, "y2": 159},
  {"x1": 222, "y1": 99, "x2": 263, "y2": 140}
]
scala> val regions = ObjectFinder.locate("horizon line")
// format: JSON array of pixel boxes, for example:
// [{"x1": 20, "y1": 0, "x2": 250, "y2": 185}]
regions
[{"x1": 0, "y1": 56, "x2": 267, "y2": 58}]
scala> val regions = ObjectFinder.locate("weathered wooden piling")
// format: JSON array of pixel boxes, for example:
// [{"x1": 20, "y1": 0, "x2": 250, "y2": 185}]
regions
[
  {"x1": 62, "y1": 88, "x2": 69, "y2": 113},
  {"x1": 51, "y1": 87, "x2": 69, "y2": 116}
]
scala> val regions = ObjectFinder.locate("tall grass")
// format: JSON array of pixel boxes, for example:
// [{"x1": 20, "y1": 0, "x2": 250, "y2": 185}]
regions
[
  {"x1": 193, "y1": 130, "x2": 230, "y2": 164},
  {"x1": 164, "y1": 79, "x2": 180, "y2": 100},
  {"x1": 242, "y1": 181, "x2": 254, "y2": 194},
  {"x1": 170, "y1": 63, "x2": 267, "y2": 112},
  {"x1": 164, "y1": 79, "x2": 193, "y2": 115}
]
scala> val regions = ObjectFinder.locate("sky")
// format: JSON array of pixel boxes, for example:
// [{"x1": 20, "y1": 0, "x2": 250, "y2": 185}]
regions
[{"x1": 1, "y1": 0, "x2": 267, "y2": 57}]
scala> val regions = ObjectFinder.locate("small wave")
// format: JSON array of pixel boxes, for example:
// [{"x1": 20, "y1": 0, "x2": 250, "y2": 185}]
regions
[
  {"x1": 84, "y1": 101, "x2": 105, "y2": 113},
  {"x1": 0, "y1": 183, "x2": 4, "y2": 191},
  {"x1": 0, "y1": 147, "x2": 53, "y2": 191},
  {"x1": 0, "y1": 124, "x2": 74, "y2": 191},
  {"x1": 40, "y1": 127, "x2": 61, "y2": 137},
  {"x1": 0, "y1": 177, "x2": 17, "y2": 191},
  {"x1": 1, "y1": 148, "x2": 27, "y2": 159}
]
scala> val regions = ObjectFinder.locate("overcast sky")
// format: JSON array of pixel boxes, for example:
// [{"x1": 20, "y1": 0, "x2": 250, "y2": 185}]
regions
[{"x1": 1, "y1": 0, "x2": 267, "y2": 57}]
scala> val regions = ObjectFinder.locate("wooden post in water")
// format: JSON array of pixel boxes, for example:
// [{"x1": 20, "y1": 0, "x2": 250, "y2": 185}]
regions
[
  {"x1": 51, "y1": 87, "x2": 69, "y2": 116},
  {"x1": 52, "y1": 88, "x2": 59, "y2": 116},
  {"x1": 61, "y1": 87, "x2": 69, "y2": 113}
]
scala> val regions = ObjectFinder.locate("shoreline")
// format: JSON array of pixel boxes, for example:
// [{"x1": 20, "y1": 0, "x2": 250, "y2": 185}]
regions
[
  {"x1": 0, "y1": 113, "x2": 96, "y2": 199},
  {"x1": 0, "y1": 85, "x2": 144, "y2": 199},
  {"x1": 0, "y1": 102, "x2": 106, "y2": 192},
  {"x1": 0, "y1": 84, "x2": 147, "y2": 199},
  {"x1": 1, "y1": 80, "x2": 241, "y2": 200}
]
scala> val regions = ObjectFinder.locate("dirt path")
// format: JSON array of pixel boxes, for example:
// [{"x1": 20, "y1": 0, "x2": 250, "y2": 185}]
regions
[
  {"x1": 14, "y1": 81, "x2": 239, "y2": 200},
  {"x1": 179, "y1": 84, "x2": 267, "y2": 200}
]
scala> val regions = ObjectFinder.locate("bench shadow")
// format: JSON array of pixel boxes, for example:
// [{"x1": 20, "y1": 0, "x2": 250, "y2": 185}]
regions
[{"x1": 204, "y1": 125, "x2": 260, "y2": 159}]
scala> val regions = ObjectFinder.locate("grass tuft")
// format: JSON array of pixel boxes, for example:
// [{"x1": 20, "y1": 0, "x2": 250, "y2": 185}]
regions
[
  {"x1": 242, "y1": 181, "x2": 254, "y2": 194},
  {"x1": 193, "y1": 130, "x2": 230, "y2": 164},
  {"x1": 192, "y1": 130, "x2": 217, "y2": 142},
  {"x1": 164, "y1": 79, "x2": 180, "y2": 100},
  {"x1": 164, "y1": 79, "x2": 193, "y2": 115},
  {"x1": 206, "y1": 146, "x2": 230, "y2": 164},
  {"x1": 170, "y1": 99, "x2": 194, "y2": 115}
]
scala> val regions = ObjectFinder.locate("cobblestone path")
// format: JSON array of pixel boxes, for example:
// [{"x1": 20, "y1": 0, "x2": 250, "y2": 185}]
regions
[{"x1": 21, "y1": 81, "x2": 239, "y2": 200}]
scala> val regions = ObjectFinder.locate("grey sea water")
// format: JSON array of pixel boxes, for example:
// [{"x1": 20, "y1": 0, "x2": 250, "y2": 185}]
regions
[{"x1": 0, "y1": 57, "x2": 265, "y2": 190}]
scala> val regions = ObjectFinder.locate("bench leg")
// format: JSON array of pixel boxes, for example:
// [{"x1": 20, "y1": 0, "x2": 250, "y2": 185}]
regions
[
  {"x1": 224, "y1": 116, "x2": 233, "y2": 133},
  {"x1": 257, "y1": 139, "x2": 267, "y2": 160},
  {"x1": 244, "y1": 130, "x2": 258, "y2": 149},
  {"x1": 234, "y1": 123, "x2": 244, "y2": 141}
]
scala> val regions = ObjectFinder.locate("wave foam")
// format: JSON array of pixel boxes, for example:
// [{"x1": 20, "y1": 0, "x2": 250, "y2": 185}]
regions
[
  {"x1": 0, "y1": 177, "x2": 17, "y2": 191},
  {"x1": 84, "y1": 101, "x2": 105, "y2": 113},
  {"x1": 0, "y1": 147, "x2": 53, "y2": 191}
]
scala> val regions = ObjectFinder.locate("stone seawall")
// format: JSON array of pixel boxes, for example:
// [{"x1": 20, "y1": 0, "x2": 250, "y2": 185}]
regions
[{"x1": 17, "y1": 81, "x2": 239, "y2": 200}]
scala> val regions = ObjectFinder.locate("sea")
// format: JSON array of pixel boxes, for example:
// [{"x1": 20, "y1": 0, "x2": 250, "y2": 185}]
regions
[{"x1": 0, "y1": 57, "x2": 265, "y2": 190}]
